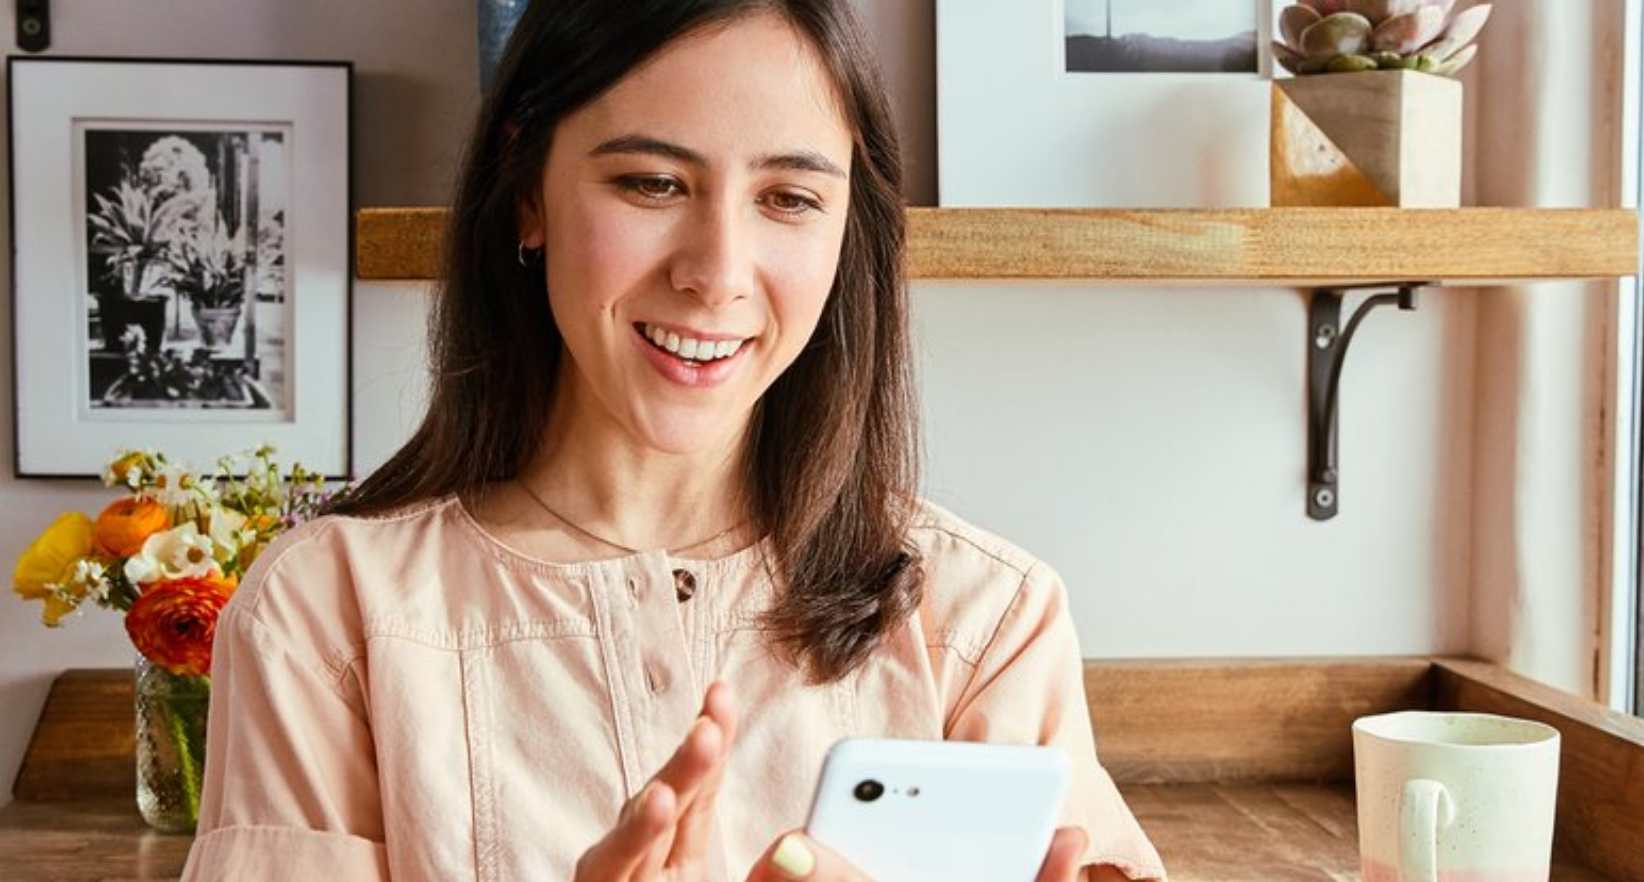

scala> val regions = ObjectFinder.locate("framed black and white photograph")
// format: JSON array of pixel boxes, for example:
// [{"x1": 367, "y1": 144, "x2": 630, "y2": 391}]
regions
[
  {"x1": 9, "y1": 58, "x2": 351, "y2": 477},
  {"x1": 937, "y1": 0, "x2": 1270, "y2": 207},
  {"x1": 1064, "y1": 0, "x2": 1259, "y2": 74}
]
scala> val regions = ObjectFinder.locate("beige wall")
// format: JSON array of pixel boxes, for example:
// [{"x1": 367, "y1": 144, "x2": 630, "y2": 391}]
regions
[
  {"x1": 1467, "y1": 0, "x2": 1632, "y2": 704},
  {"x1": 0, "y1": 0, "x2": 1624, "y2": 807}
]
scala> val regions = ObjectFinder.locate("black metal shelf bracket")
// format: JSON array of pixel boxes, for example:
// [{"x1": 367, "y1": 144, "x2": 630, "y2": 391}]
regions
[{"x1": 1307, "y1": 283, "x2": 1423, "y2": 521}]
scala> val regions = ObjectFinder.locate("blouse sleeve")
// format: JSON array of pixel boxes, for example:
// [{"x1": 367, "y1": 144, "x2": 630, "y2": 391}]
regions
[
  {"x1": 944, "y1": 561, "x2": 1167, "y2": 882},
  {"x1": 181, "y1": 532, "x2": 390, "y2": 880}
]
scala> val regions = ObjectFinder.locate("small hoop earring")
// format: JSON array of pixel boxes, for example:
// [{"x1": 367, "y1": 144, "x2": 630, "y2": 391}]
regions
[{"x1": 517, "y1": 241, "x2": 543, "y2": 268}]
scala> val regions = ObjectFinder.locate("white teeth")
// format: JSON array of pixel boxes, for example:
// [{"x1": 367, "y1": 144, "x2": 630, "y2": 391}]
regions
[{"x1": 641, "y1": 324, "x2": 746, "y2": 363}]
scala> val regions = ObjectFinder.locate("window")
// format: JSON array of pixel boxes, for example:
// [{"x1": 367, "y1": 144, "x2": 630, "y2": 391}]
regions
[{"x1": 1629, "y1": 0, "x2": 1644, "y2": 717}]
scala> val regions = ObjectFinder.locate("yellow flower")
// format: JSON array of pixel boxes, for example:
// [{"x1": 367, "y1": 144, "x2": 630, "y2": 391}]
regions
[
  {"x1": 12, "y1": 513, "x2": 95, "y2": 626},
  {"x1": 103, "y1": 450, "x2": 148, "y2": 489},
  {"x1": 42, "y1": 559, "x2": 111, "y2": 627}
]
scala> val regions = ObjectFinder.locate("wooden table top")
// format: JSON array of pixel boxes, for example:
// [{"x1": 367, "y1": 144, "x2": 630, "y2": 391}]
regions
[
  {"x1": 0, "y1": 798, "x2": 191, "y2": 882},
  {"x1": 5, "y1": 660, "x2": 1635, "y2": 880},
  {"x1": 0, "y1": 784, "x2": 1613, "y2": 882},
  {"x1": 1126, "y1": 782, "x2": 1610, "y2": 882}
]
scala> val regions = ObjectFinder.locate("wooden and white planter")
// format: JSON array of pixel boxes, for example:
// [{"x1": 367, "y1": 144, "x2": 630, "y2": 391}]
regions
[{"x1": 1271, "y1": 69, "x2": 1463, "y2": 208}]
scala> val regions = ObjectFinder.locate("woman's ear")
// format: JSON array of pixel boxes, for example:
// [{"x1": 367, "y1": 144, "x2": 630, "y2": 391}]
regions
[
  {"x1": 506, "y1": 122, "x2": 547, "y2": 248},
  {"x1": 516, "y1": 196, "x2": 546, "y2": 250}
]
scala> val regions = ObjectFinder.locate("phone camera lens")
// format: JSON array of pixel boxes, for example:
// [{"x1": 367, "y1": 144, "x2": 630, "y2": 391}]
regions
[{"x1": 852, "y1": 780, "x2": 884, "y2": 802}]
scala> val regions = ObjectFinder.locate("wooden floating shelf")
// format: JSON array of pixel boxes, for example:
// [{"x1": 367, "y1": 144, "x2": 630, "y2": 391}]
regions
[{"x1": 356, "y1": 206, "x2": 1639, "y2": 286}]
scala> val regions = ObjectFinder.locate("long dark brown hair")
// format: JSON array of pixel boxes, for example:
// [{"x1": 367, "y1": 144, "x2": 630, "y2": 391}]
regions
[{"x1": 331, "y1": 0, "x2": 922, "y2": 682}]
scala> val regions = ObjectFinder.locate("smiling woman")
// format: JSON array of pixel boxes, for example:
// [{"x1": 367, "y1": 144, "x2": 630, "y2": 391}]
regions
[
  {"x1": 517, "y1": 15, "x2": 853, "y2": 465},
  {"x1": 178, "y1": 2, "x2": 1164, "y2": 881}
]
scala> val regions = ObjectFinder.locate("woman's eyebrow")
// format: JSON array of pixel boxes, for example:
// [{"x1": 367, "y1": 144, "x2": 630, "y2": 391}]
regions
[
  {"x1": 753, "y1": 149, "x2": 847, "y2": 178},
  {"x1": 589, "y1": 134, "x2": 847, "y2": 178},
  {"x1": 589, "y1": 134, "x2": 703, "y2": 165}
]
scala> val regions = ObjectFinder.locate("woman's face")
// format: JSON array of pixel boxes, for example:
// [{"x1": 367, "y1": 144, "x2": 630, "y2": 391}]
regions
[{"x1": 521, "y1": 12, "x2": 853, "y2": 457}]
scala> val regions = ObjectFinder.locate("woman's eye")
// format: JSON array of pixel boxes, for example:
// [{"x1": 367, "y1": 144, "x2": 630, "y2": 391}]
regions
[
  {"x1": 760, "y1": 190, "x2": 823, "y2": 216},
  {"x1": 619, "y1": 176, "x2": 683, "y2": 201}
]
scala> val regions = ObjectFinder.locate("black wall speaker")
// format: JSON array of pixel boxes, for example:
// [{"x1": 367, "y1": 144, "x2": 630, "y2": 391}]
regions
[{"x1": 17, "y1": 0, "x2": 50, "y2": 53}]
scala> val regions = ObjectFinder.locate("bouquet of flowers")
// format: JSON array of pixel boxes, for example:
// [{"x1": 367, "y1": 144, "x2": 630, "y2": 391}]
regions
[{"x1": 10, "y1": 445, "x2": 342, "y2": 830}]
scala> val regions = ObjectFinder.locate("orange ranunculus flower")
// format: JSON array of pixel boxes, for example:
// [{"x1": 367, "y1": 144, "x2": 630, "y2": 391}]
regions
[
  {"x1": 93, "y1": 497, "x2": 171, "y2": 558},
  {"x1": 124, "y1": 576, "x2": 229, "y2": 678}
]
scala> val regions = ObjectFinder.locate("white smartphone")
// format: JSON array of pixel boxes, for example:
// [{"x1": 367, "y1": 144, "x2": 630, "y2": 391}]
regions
[{"x1": 804, "y1": 738, "x2": 1071, "y2": 882}]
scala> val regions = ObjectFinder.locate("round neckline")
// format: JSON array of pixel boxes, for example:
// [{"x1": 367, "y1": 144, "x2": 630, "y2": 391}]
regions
[{"x1": 449, "y1": 493, "x2": 769, "y2": 577}]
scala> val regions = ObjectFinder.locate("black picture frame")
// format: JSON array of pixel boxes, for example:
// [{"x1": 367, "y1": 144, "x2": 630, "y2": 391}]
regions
[{"x1": 8, "y1": 57, "x2": 353, "y2": 478}]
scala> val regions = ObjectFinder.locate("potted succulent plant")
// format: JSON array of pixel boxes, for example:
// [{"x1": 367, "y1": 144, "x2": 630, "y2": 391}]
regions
[
  {"x1": 166, "y1": 211, "x2": 250, "y2": 351},
  {"x1": 1270, "y1": 0, "x2": 1493, "y2": 207}
]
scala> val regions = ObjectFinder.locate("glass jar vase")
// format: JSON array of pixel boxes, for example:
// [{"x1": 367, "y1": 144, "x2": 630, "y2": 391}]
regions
[{"x1": 134, "y1": 656, "x2": 210, "y2": 832}]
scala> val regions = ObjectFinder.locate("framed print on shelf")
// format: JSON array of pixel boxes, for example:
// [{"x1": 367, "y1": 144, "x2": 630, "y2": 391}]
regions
[
  {"x1": 936, "y1": 0, "x2": 1271, "y2": 207},
  {"x1": 8, "y1": 57, "x2": 352, "y2": 478}
]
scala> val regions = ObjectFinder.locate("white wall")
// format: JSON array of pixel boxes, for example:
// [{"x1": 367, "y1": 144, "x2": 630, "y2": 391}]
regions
[
  {"x1": 0, "y1": 0, "x2": 1614, "y2": 806},
  {"x1": 0, "y1": 0, "x2": 476, "y2": 809},
  {"x1": 917, "y1": 282, "x2": 1476, "y2": 658}
]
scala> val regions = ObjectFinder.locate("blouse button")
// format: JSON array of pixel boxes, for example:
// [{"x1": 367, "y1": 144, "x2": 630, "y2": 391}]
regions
[
  {"x1": 645, "y1": 663, "x2": 669, "y2": 694},
  {"x1": 672, "y1": 569, "x2": 697, "y2": 603}
]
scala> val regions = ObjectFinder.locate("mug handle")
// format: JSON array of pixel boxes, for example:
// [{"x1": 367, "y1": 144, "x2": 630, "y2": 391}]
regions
[{"x1": 1399, "y1": 778, "x2": 1456, "y2": 882}]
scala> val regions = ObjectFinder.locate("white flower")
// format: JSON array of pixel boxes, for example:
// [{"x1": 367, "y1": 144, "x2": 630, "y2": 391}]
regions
[
  {"x1": 192, "y1": 477, "x2": 223, "y2": 504},
  {"x1": 150, "y1": 461, "x2": 202, "y2": 508},
  {"x1": 205, "y1": 509, "x2": 248, "y2": 564},
  {"x1": 69, "y1": 558, "x2": 111, "y2": 602},
  {"x1": 44, "y1": 559, "x2": 113, "y2": 619},
  {"x1": 123, "y1": 523, "x2": 223, "y2": 586}
]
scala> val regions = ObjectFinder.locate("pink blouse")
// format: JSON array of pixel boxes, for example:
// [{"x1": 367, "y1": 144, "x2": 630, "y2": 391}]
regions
[{"x1": 180, "y1": 496, "x2": 1165, "y2": 881}]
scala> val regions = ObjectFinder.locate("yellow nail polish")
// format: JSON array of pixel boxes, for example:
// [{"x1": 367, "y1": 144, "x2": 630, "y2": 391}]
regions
[{"x1": 771, "y1": 834, "x2": 816, "y2": 879}]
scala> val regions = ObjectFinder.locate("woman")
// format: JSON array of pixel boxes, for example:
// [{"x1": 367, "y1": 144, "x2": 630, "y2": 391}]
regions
[{"x1": 182, "y1": 1, "x2": 1165, "y2": 879}]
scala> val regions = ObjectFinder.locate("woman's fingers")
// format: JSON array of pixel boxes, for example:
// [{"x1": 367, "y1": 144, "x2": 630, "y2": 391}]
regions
[
  {"x1": 573, "y1": 782, "x2": 677, "y2": 882},
  {"x1": 575, "y1": 682, "x2": 743, "y2": 881},
  {"x1": 743, "y1": 825, "x2": 1087, "y2": 882},
  {"x1": 744, "y1": 832, "x2": 872, "y2": 882},
  {"x1": 650, "y1": 681, "x2": 736, "y2": 804},
  {"x1": 1035, "y1": 827, "x2": 1089, "y2": 882},
  {"x1": 702, "y1": 679, "x2": 740, "y2": 743},
  {"x1": 668, "y1": 681, "x2": 740, "y2": 862}
]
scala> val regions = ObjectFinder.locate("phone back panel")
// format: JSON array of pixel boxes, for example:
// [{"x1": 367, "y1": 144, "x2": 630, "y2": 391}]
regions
[{"x1": 804, "y1": 739, "x2": 1071, "y2": 882}]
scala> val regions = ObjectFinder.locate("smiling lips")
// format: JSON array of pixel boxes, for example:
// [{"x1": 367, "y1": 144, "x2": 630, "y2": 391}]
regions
[{"x1": 639, "y1": 322, "x2": 748, "y2": 366}]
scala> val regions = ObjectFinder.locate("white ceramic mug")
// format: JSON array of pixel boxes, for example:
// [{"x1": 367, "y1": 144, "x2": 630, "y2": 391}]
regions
[{"x1": 1352, "y1": 711, "x2": 1561, "y2": 882}]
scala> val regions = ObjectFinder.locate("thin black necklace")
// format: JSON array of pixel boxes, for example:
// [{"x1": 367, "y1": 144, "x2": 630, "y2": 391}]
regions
[{"x1": 516, "y1": 480, "x2": 742, "y2": 557}]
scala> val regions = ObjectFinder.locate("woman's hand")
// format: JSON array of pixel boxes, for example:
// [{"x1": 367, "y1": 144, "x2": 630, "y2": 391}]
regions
[
  {"x1": 742, "y1": 825, "x2": 1089, "y2": 881},
  {"x1": 1037, "y1": 828, "x2": 1090, "y2": 882},
  {"x1": 574, "y1": 681, "x2": 740, "y2": 881},
  {"x1": 576, "y1": 685, "x2": 1095, "y2": 882},
  {"x1": 743, "y1": 832, "x2": 868, "y2": 881}
]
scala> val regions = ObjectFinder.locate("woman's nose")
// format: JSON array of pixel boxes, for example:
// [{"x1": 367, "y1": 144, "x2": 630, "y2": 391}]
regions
[{"x1": 668, "y1": 201, "x2": 754, "y2": 307}]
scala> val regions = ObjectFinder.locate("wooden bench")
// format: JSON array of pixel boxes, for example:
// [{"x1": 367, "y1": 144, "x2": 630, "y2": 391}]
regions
[{"x1": 5, "y1": 658, "x2": 1643, "y2": 881}]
